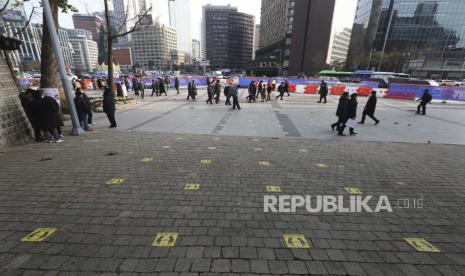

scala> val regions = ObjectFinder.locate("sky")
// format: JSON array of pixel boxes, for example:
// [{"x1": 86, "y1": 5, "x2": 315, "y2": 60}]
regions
[{"x1": 25, "y1": 0, "x2": 357, "y2": 40}]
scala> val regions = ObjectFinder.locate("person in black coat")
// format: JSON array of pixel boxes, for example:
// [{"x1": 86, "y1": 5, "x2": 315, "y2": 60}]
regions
[
  {"x1": 247, "y1": 81, "x2": 256, "y2": 102},
  {"x1": 103, "y1": 88, "x2": 117, "y2": 128},
  {"x1": 214, "y1": 79, "x2": 221, "y2": 103},
  {"x1": 284, "y1": 80, "x2": 290, "y2": 96},
  {"x1": 159, "y1": 78, "x2": 167, "y2": 96},
  {"x1": 138, "y1": 80, "x2": 145, "y2": 99},
  {"x1": 331, "y1": 92, "x2": 349, "y2": 136},
  {"x1": 175, "y1": 77, "x2": 180, "y2": 94},
  {"x1": 19, "y1": 89, "x2": 43, "y2": 142},
  {"x1": 276, "y1": 82, "x2": 285, "y2": 100},
  {"x1": 151, "y1": 79, "x2": 158, "y2": 96},
  {"x1": 347, "y1": 93, "x2": 358, "y2": 135},
  {"x1": 74, "y1": 88, "x2": 91, "y2": 131},
  {"x1": 187, "y1": 80, "x2": 197, "y2": 100},
  {"x1": 206, "y1": 81, "x2": 214, "y2": 104},
  {"x1": 318, "y1": 81, "x2": 328, "y2": 103},
  {"x1": 359, "y1": 91, "x2": 380, "y2": 124},
  {"x1": 416, "y1": 89, "x2": 433, "y2": 115},
  {"x1": 37, "y1": 90, "x2": 62, "y2": 142},
  {"x1": 224, "y1": 85, "x2": 232, "y2": 105}
]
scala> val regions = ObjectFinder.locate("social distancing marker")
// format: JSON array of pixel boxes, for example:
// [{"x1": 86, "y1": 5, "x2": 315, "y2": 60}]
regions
[
  {"x1": 315, "y1": 163, "x2": 328, "y2": 168},
  {"x1": 200, "y1": 160, "x2": 211, "y2": 164},
  {"x1": 345, "y1": 187, "x2": 363, "y2": 195},
  {"x1": 266, "y1": 186, "x2": 281, "y2": 192},
  {"x1": 254, "y1": 148, "x2": 263, "y2": 151},
  {"x1": 152, "y1": 232, "x2": 178, "y2": 247},
  {"x1": 299, "y1": 149, "x2": 308, "y2": 153},
  {"x1": 404, "y1": 238, "x2": 440, "y2": 252},
  {"x1": 107, "y1": 178, "x2": 125, "y2": 185},
  {"x1": 21, "y1": 228, "x2": 57, "y2": 242},
  {"x1": 208, "y1": 147, "x2": 216, "y2": 150},
  {"x1": 283, "y1": 234, "x2": 310, "y2": 249},
  {"x1": 163, "y1": 146, "x2": 171, "y2": 149},
  {"x1": 141, "y1": 157, "x2": 154, "y2": 162},
  {"x1": 259, "y1": 161, "x2": 270, "y2": 166},
  {"x1": 185, "y1": 183, "x2": 200, "y2": 190}
]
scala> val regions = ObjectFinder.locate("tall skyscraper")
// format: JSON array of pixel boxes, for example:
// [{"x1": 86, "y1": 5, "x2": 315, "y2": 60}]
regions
[
  {"x1": 168, "y1": 0, "x2": 192, "y2": 55},
  {"x1": 67, "y1": 29, "x2": 99, "y2": 72},
  {"x1": 253, "y1": 0, "x2": 335, "y2": 76},
  {"x1": 202, "y1": 4, "x2": 255, "y2": 70},
  {"x1": 253, "y1": 24, "x2": 260, "y2": 60},
  {"x1": 346, "y1": 0, "x2": 465, "y2": 79},
  {"x1": 192, "y1": 39, "x2": 201, "y2": 60},
  {"x1": 72, "y1": 14, "x2": 103, "y2": 43}
]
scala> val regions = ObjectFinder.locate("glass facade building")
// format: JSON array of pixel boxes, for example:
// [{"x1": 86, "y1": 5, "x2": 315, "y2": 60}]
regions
[{"x1": 346, "y1": 0, "x2": 465, "y2": 79}]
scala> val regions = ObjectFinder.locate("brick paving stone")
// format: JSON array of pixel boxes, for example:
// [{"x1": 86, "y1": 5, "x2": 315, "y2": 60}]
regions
[
  {"x1": 230, "y1": 259, "x2": 250, "y2": 273},
  {"x1": 119, "y1": 258, "x2": 139, "y2": 272},
  {"x1": 268, "y1": 260, "x2": 288, "y2": 274},
  {"x1": 191, "y1": 259, "x2": 211, "y2": 272},
  {"x1": 287, "y1": 260, "x2": 308, "y2": 274},
  {"x1": 250, "y1": 260, "x2": 269, "y2": 274},
  {"x1": 210, "y1": 259, "x2": 230, "y2": 272}
]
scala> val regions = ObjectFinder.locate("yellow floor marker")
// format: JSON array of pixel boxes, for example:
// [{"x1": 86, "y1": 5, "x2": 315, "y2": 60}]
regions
[
  {"x1": 163, "y1": 146, "x2": 171, "y2": 149},
  {"x1": 259, "y1": 161, "x2": 270, "y2": 166},
  {"x1": 283, "y1": 234, "x2": 310, "y2": 248},
  {"x1": 404, "y1": 238, "x2": 440, "y2": 252},
  {"x1": 152, "y1": 232, "x2": 178, "y2": 247},
  {"x1": 254, "y1": 148, "x2": 263, "y2": 151},
  {"x1": 299, "y1": 149, "x2": 308, "y2": 153},
  {"x1": 184, "y1": 183, "x2": 200, "y2": 190},
  {"x1": 315, "y1": 163, "x2": 328, "y2": 168},
  {"x1": 266, "y1": 186, "x2": 281, "y2": 192},
  {"x1": 141, "y1": 157, "x2": 154, "y2": 162},
  {"x1": 344, "y1": 187, "x2": 363, "y2": 195},
  {"x1": 200, "y1": 160, "x2": 211, "y2": 164},
  {"x1": 21, "y1": 228, "x2": 57, "y2": 242},
  {"x1": 107, "y1": 178, "x2": 125, "y2": 185},
  {"x1": 208, "y1": 147, "x2": 216, "y2": 150}
]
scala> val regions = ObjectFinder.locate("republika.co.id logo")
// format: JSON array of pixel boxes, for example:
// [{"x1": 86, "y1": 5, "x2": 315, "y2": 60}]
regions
[{"x1": 264, "y1": 195, "x2": 423, "y2": 213}]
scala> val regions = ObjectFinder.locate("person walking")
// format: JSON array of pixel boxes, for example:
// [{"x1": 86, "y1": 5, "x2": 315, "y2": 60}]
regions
[
  {"x1": 116, "y1": 82, "x2": 123, "y2": 97},
  {"x1": 37, "y1": 90, "x2": 62, "y2": 143},
  {"x1": 416, "y1": 89, "x2": 433, "y2": 115},
  {"x1": 174, "y1": 77, "x2": 180, "y2": 94},
  {"x1": 318, "y1": 81, "x2": 328, "y2": 103},
  {"x1": 256, "y1": 81, "x2": 262, "y2": 99},
  {"x1": 266, "y1": 82, "x2": 272, "y2": 101},
  {"x1": 82, "y1": 89, "x2": 94, "y2": 126},
  {"x1": 103, "y1": 88, "x2": 117, "y2": 128},
  {"x1": 224, "y1": 84, "x2": 232, "y2": 105},
  {"x1": 151, "y1": 79, "x2": 158, "y2": 96},
  {"x1": 206, "y1": 81, "x2": 214, "y2": 104},
  {"x1": 276, "y1": 82, "x2": 285, "y2": 100},
  {"x1": 231, "y1": 83, "x2": 241, "y2": 110},
  {"x1": 124, "y1": 77, "x2": 130, "y2": 92},
  {"x1": 74, "y1": 88, "x2": 91, "y2": 131},
  {"x1": 331, "y1": 92, "x2": 349, "y2": 136},
  {"x1": 284, "y1": 80, "x2": 290, "y2": 96},
  {"x1": 164, "y1": 76, "x2": 171, "y2": 92},
  {"x1": 121, "y1": 82, "x2": 128, "y2": 104},
  {"x1": 187, "y1": 80, "x2": 197, "y2": 100},
  {"x1": 347, "y1": 93, "x2": 358, "y2": 135},
  {"x1": 133, "y1": 78, "x2": 139, "y2": 95},
  {"x1": 159, "y1": 78, "x2": 167, "y2": 96},
  {"x1": 214, "y1": 79, "x2": 221, "y2": 103},
  {"x1": 359, "y1": 91, "x2": 380, "y2": 124},
  {"x1": 247, "y1": 80, "x2": 256, "y2": 102},
  {"x1": 139, "y1": 80, "x2": 145, "y2": 99}
]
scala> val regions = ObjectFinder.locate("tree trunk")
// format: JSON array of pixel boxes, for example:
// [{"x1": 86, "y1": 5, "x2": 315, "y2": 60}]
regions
[
  {"x1": 104, "y1": 0, "x2": 114, "y2": 94},
  {"x1": 40, "y1": 0, "x2": 59, "y2": 88}
]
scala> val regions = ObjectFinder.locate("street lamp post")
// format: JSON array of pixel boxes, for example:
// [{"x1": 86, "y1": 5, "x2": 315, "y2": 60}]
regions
[{"x1": 42, "y1": 0, "x2": 84, "y2": 136}]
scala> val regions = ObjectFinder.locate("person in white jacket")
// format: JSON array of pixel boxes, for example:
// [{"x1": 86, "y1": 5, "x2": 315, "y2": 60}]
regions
[{"x1": 121, "y1": 82, "x2": 128, "y2": 104}]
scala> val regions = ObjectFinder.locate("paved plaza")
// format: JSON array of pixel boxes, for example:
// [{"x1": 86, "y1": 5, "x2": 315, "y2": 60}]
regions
[{"x1": 1, "y1": 89, "x2": 465, "y2": 275}]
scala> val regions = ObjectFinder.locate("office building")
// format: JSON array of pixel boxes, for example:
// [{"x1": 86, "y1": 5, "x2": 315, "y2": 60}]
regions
[
  {"x1": 72, "y1": 14, "x2": 102, "y2": 43},
  {"x1": 191, "y1": 39, "x2": 201, "y2": 60},
  {"x1": 346, "y1": 0, "x2": 465, "y2": 79},
  {"x1": 113, "y1": 0, "x2": 169, "y2": 34},
  {"x1": 202, "y1": 4, "x2": 255, "y2": 70},
  {"x1": 67, "y1": 29, "x2": 99, "y2": 72},
  {"x1": 253, "y1": 0, "x2": 335, "y2": 76},
  {"x1": 132, "y1": 22, "x2": 177, "y2": 69},
  {"x1": 327, "y1": 28, "x2": 352, "y2": 64},
  {"x1": 253, "y1": 24, "x2": 260, "y2": 60}
]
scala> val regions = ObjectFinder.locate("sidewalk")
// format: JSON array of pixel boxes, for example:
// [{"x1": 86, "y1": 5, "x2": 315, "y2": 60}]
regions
[{"x1": 0, "y1": 128, "x2": 464, "y2": 275}]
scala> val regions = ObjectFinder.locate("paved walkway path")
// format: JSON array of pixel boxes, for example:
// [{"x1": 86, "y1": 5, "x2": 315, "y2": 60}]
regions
[
  {"x1": 0, "y1": 127, "x2": 464, "y2": 275},
  {"x1": 91, "y1": 88, "x2": 465, "y2": 145}
]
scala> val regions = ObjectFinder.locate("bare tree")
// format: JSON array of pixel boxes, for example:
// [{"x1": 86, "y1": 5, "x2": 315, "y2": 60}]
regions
[{"x1": 101, "y1": 0, "x2": 152, "y2": 93}]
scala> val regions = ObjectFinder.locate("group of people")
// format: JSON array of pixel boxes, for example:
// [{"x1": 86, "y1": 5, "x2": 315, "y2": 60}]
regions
[
  {"x1": 246, "y1": 80, "x2": 290, "y2": 102},
  {"x1": 74, "y1": 87, "x2": 117, "y2": 130},
  {"x1": 331, "y1": 91, "x2": 380, "y2": 136},
  {"x1": 203, "y1": 79, "x2": 242, "y2": 109},
  {"x1": 19, "y1": 89, "x2": 64, "y2": 143}
]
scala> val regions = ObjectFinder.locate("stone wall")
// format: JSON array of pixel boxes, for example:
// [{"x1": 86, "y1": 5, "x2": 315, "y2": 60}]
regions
[{"x1": 0, "y1": 55, "x2": 33, "y2": 148}]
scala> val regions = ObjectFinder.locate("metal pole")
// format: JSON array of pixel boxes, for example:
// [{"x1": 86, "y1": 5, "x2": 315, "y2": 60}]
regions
[
  {"x1": 367, "y1": 48, "x2": 374, "y2": 70},
  {"x1": 378, "y1": 0, "x2": 395, "y2": 71},
  {"x1": 42, "y1": 0, "x2": 84, "y2": 136}
]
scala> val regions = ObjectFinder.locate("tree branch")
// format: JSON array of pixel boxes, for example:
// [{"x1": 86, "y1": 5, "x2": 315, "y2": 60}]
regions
[
  {"x1": 13, "y1": 7, "x2": 35, "y2": 36},
  {"x1": 112, "y1": 7, "x2": 152, "y2": 39},
  {"x1": 0, "y1": 0, "x2": 9, "y2": 13}
]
